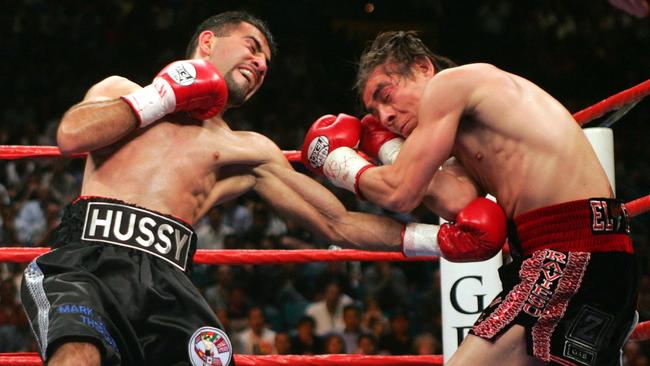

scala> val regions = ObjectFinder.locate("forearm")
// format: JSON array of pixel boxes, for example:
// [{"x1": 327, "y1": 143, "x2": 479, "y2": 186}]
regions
[
  {"x1": 422, "y1": 163, "x2": 482, "y2": 221},
  {"x1": 358, "y1": 165, "x2": 423, "y2": 213},
  {"x1": 254, "y1": 163, "x2": 403, "y2": 250},
  {"x1": 57, "y1": 99, "x2": 137, "y2": 154}
]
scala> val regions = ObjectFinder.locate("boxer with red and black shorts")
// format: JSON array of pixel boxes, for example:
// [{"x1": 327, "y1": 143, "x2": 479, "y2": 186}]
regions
[
  {"x1": 471, "y1": 198, "x2": 638, "y2": 366},
  {"x1": 21, "y1": 197, "x2": 234, "y2": 365}
]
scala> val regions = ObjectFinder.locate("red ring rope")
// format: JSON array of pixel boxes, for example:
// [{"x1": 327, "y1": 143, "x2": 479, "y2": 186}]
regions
[
  {"x1": 0, "y1": 247, "x2": 436, "y2": 264},
  {"x1": 626, "y1": 194, "x2": 650, "y2": 218},
  {"x1": 573, "y1": 79, "x2": 650, "y2": 125},
  {"x1": 0, "y1": 353, "x2": 443, "y2": 366}
]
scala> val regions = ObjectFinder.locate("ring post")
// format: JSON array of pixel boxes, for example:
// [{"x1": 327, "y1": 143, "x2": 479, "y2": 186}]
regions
[{"x1": 583, "y1": 127, "x2": 616, "y2": 193}]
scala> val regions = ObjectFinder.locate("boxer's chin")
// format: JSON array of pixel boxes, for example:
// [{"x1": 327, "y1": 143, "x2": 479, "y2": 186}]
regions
[{"x1": 224, "y1": 72, "x2": 247, "y2": 107}]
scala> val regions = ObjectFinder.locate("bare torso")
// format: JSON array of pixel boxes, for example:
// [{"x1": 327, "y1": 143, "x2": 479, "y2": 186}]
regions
[
  {"x1": 81, "y1": 114, "x2": 264, "y2": 223},
  {"x1": 448, "y1": 65, "x2": 612, "y2": 217}
]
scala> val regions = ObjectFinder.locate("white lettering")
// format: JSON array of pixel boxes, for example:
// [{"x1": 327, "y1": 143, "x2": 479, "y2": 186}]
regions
[
  {"x1": 89, "y1": 209, "x2": 113, "y2": 237},
  {"x1": 136, "y1": 217, "x2": 156, "y2": 247},
  {"x1": 113, "y1": 212, "x2": 136, "y2": 241},
  {"x1": 155, "y1": 224, "x2": 173, "y2": 254},
  {"x1": 174, "y1": 230, "x2": 189, "y2": 260}
]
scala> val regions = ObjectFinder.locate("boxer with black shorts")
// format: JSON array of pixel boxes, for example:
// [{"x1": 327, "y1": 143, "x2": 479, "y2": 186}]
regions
[
  {"x1": 300, "y1": 31, "x2": 638, "y2": 365},
  {"x1": 22, "y1": 13, "x2": 483, "y2": 366}
]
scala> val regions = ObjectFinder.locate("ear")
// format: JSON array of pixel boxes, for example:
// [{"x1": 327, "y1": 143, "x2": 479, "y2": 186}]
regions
[
  {"x1": 413, "y1": 56, "x2": 436, "y2": 77},
  {"x1": 196, "y1": 30, "x2": 215, "y2": 57}
]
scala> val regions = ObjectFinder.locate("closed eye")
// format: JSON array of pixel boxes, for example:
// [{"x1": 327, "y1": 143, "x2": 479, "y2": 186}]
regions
[{"x1": 381, "y1": 91, "x2": 391, "y2": 103}]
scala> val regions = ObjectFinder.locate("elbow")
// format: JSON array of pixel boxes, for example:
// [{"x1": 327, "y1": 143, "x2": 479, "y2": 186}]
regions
[
  {"x1": 384, "y1": 191, "x2": 421, "y2": 214},
  {"x1": 56, "y1": 112, "x2": 86, "y2": 155},
  {"x1": 56, "y1": 128, "x2": 80, "y2": 155}
]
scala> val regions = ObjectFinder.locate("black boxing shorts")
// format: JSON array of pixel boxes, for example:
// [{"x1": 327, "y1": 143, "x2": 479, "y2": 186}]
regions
[
  {"x1": 20, "y1": 197, "x2": 235, "y2": 366},
  {"x1": 470, "y1": 198, "x2": 638, "y2": 365}
]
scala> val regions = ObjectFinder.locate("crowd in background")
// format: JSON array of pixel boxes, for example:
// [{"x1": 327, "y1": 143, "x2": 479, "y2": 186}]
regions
[{"x1": 2, "y1": 0, "x2": 649, "y2": 364}]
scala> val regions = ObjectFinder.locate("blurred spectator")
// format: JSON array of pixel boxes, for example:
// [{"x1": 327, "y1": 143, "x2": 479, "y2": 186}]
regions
[
  {"x1": 323, "y1": 333, "x2": 346, "y2": 354},
  {"x1": 357, "y1": 334, "x2": 378, "y2": 355},
  {"x1": 341, "y1": 304, "x2": 364, "y2": 354},
  {"x1": 243, "y1": 202, "x2": 286, "y2": 245},
  {"x1": 196, "y1": 207, "x2": 234, "y2": 250},
  {"x1": 361, "y1": 298, "x2": 389, "y2": 340},
  {"x1": 278, "y1": 218, "x2": 316, "y2": 249},
  {"x1": 221, "y1": 200, "x2": 253, "y2": 234},
  {"x1": 0, "y1": 280, "x2": 29, "y2": 352},
  {"x1": 0, "y1": 206, "x2": 18, "y2": 244},
  {"x1": 413, "y1": 332, "x2": 442, "y2": 355},
  {"x1": 226, "y1": 285, "x2": 253, "y2": 333},
  {"x1": 12, "y1": 171, "x2": 49, "y2": 245},
  {"x1": 39, "y1": 160, "x2": 78, "y2": 205},
  {"x1": 378, "y1": 309, "x2": 413, "y2": 355},
  {"x1": 214, "y1": 307, "x2": 242, "y2": 356},
  {"x1": 273, "y1": 331, "x2": 292, "y2": 355},
  {"x1": 304, "y1": 281, "x2": 353, "y2": 336},
  {"x1": 623, "y1": 340, "x2": 649, "y2": 366},
  {"x1": 315, "y1": 262, "x2": 354, "y2": 296},
  {"x1": 236, "y1": 307, "x2": 276, "y2": 355},
  {"x1": 204, "y1": 265, "x2": 234, "y2": 311},
  {"x1": 362, "y1": 262, "x2": 409, "y2": 312},
  {"x1": 290, "y1": 315, "x2": 322, "y2": 355}
]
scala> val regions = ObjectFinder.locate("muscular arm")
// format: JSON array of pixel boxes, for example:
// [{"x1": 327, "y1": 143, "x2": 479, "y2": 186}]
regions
[
  {"x1": 57, "y1": 76, "x2": 140, "y2": 154},
  {"x1": 358, "y1": 67, "x2": 476, "y2": 213},
  {"x1": 422, "y1": 158, "x2": 482, "y2": 221},
  {"x1": 251, "y1": 138, "x2": 403, "y2": 251}
]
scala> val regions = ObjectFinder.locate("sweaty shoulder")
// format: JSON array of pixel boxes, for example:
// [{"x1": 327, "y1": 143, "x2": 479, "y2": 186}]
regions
[
  {"x1": 428, "y1": 64, "x2": 521, "y2": 112},
  {"x1": 231, "y1": 131, "x2": 291, "y2": 167},
  {"x1": 434, "y1": 63, "x2": 513, "y2": 89},
  {"x1": 83, "y1": 76, "x2": 142, "y2": 103}
]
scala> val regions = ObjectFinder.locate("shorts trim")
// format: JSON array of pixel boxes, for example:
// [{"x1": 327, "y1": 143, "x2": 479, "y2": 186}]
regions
[
  {"x1": 24, "y1": 261, "x2": 51, "y2": 359},
  {"x1": 472, "y1": 250, "x2": 591, "y2": 362},
  {"x1": 472, "y1": 251, "x2": 545, "y2": 339},
  {"x1": 531, "y1": 252, "x2": 590, "y2": 361}
]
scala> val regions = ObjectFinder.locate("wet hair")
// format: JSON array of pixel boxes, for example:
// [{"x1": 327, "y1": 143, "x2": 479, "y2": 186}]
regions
[
  {"x1": 185, "y1": 11, "x2": 277, "y2": 58},
  {"x1": 354, "y1": 31, "x2": 456, "y2": 100}
]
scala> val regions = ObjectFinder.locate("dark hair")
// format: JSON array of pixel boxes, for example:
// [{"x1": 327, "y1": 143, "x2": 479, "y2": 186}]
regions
[
  {"x1": 343, "y1": 304, "x2": 361, "y2": 315},
  {"x1": 185, "y1": 11, "x2": 277, "y2": 58},
  {"x1": 354, "y1": 31, "x2": 456, "y2": 99},
  {"x1": 297, "y1": 315, "x2": 316, "y2": 328}
]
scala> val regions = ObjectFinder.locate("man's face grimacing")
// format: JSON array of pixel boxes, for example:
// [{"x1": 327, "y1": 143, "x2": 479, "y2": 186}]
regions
[
  {"x1": 207, "y1": 22, "x2": 271, "y2": 107},
  {"x1": 362, "y1": 62, "x2": 432, "y2": 137}
]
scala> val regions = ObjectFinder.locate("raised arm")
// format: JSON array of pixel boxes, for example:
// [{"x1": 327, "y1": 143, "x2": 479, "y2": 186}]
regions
[
  {"x1": 357, "y1": 67, "x2": 474, "y2": 213},
  {"x1": 57, "y1": 76, "x2": 141, "y2": 154},
  {"x1": 57, "y1": 59, "x2": 227, "y2": 154},
  {"x1": 357, "y1": 115, "x2": 481, "y2": 221}
]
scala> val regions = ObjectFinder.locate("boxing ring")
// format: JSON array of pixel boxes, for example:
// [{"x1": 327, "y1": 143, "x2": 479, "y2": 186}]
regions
[{"x1": 0, "y1": 79, "x2": 648, "y2": 365}]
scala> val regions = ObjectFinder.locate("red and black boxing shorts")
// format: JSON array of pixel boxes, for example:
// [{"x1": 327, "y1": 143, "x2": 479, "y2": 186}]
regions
[
  {"x1": 20, "y1": 197, "x2": 234, "y2": 366},
  {"x1": 470, "y1": 198, "x2": 638, "y2": 366}
]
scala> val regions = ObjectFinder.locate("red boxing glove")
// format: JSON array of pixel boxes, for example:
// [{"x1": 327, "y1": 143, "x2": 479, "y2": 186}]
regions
[
  {"x1": 122, "y1": 59, "x2": 228, "y2": 127},
  {"x1": 359, "y1": 114, "x2": 404, "y2": 165},
  {"x1": 437, "y1": 198, "x2": 507, "y2": 262},
  {"x1": 301, "y1": 114, "x2": 374, "y2": 195}
]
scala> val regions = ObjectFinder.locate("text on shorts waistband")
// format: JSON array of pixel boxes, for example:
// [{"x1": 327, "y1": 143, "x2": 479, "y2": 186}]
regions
[
  {"x1": 511, "y1": 198, "x2": 632, "y2": 256},
  {"x1": 81, "y1": 201, "x2": 194, "y2": 271}
]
